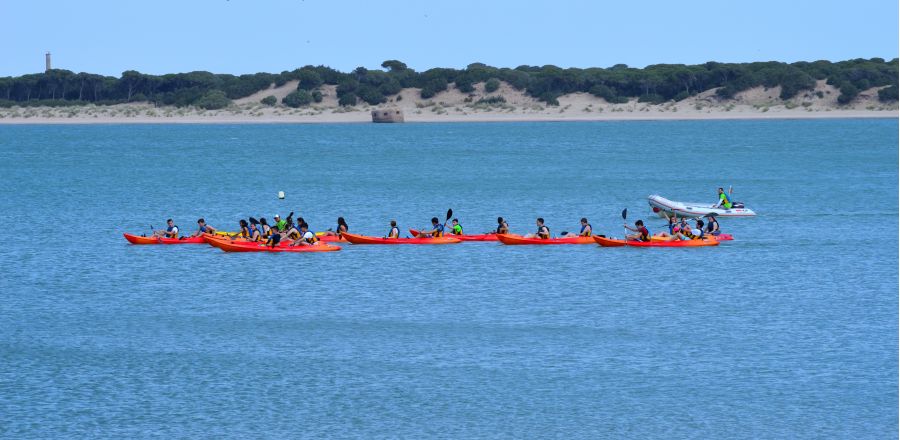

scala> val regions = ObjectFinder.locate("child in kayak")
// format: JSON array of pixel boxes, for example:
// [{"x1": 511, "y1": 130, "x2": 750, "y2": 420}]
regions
[
  {"x1": 387, "y1": 220, "x2": 400, "y2": 238},
  {"x1": 190, "y1": 218, "x2": 217, "y2": 237},
  {"x1": 291, "y1": 223, "x2": 320, "y2": 246},
  {"x1": 416, "y1": 217, "x2": 445, "y2": 238},
  {"x1": 564, "y1": 218, "x2": 592, "y2": 237},
  {"x1": 624, "y1": 220, "x2": 650, "y2": 242},
  {"x1": 654, "y1": 213, "x2": 680, "y2": 238},
  {"x1": 526, "y1": 218, "x2": 551, "y2": 239},
  {"x1": 153, "y1": 219, "x2": 179, "y2": 238},
  {"x1": 495, "y1": 217, "x2": 509, "y2": 234},
  {"x1": 448, "y1": 219, "x2": 463, "y2": 235}
]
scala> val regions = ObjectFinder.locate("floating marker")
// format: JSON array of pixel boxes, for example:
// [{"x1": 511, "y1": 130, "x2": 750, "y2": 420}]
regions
[{"x1": 278, "y1": 191, "x2": 285, "y2": 199}]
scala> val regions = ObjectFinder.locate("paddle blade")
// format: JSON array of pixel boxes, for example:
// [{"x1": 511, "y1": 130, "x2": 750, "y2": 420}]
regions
[
  {"x1": 621, "y1": 209, "x2": 627, "y2": 220},
  {"x1": 446, "y1": 208, "x2": 453, "y2": 221}
]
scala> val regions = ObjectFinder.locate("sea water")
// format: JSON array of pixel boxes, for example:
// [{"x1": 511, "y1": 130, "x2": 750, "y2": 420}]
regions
[{"x1": 0, "y1": 119, "x2": 897, "y2": 438}]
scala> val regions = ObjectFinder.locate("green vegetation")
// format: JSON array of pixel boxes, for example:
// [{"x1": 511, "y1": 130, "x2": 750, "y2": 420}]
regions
[
  {"x1": 261, "y1": 95, "x2": 277, "y2": 106},
  {"x1": 484, "y1": 78, "x2": 500, "y2": 93},
  {"x1": 0, "y1": 58, "x2": 895, "y2": 109},
  {"x1": 282, "y1": 90, "x2": 313, "y2": 107},
  {"x1": 194, "y1": 90, "x2": 231, "y2": 110}
]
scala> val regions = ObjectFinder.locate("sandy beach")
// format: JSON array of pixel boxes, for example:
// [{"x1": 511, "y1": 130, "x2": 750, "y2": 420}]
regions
[{"x1": 1, "y1": 80, "x2": 895, "y2": 124}]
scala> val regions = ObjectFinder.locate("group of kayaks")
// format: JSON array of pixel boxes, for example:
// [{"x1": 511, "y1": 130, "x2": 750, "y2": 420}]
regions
[{"x1": 123, "y1": 228, "x2": 733, "y2": 252}]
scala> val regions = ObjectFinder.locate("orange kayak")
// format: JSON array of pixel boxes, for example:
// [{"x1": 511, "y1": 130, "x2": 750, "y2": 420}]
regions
[
  {"x1": 206, "y1": 235, "x2": 340, "y2": 253},
  {"x1": 496, "y1": 234, "x2": 596, "y2": 245},
  {"x1": 124, "y1": 233, "x2": 206, "y2": 244},
  {"x1": 408, "y1": 229, "x2": 498, "y2": 241},
  {"x1": 594, "y1": 236, "x2": 719, "y2": 247},
  {"x1": 342, "y1": 232, "x2": 461, "y2": 245}
]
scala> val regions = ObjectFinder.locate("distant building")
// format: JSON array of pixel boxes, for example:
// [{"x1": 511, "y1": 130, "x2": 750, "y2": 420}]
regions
[
  {"x1": 371, "y1": 108, "x2": 404, "y2": 123},
  {"x1": 45, "y1": 52, "x2": 51, "y2": 71}
]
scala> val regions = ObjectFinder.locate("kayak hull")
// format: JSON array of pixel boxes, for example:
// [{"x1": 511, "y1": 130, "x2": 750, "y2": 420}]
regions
[
  {"x1": 409, "y1": 229, "x2": 498, "y2": 241},
  {"x1": 496, "y1": 234, "x2": 596, "y2": 245},
  {"x1": 651, "y1": 233, "x2": 733, "y2": 242},
  {"x1": 207, "y1": 236, "x2": 340, "y2": 252},
  {"x1": 648, "y1": 194, "x2": 756, "y2": 218},
  {"x1": 124, "y1": 233, "x2": 206, "y2": 245},
  {"x1": 342, "y1": 232, "x2": 461, "y2": 245},
  {"x1": 594, "y1": 236, "x2": 719, "y2": 247}
]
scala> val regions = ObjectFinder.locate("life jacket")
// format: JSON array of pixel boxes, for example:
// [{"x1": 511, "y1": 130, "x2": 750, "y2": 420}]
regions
[
  {"x1": 240, "y1": 226, "x2": 250, "y2": 238},
  {"x1": 683, "y1": 228, "x2": 699, "y2": 240},
  {"x1": 431, "y1": 223, "x2": 444, "y2": 237},
  {"x1": 579, "y1": 224, "x2": 592, "y2": 236},
  {"x1": 497, "y1": 222, "x2": 509, "y2": 234},
  {"x1": 303, "y1": 231, "x2": 318, "y2": 244},
  {"x1": 452, "y1": 224, "x2": 463, "y2": 235},
  {"x1": 248, "y1": 228, "x2": 260, "y2": 241},
  {"x1": 639, "y1": 226, "x2": 650, "y2": 242},
  {"x1": 167, "y1": 225, "x2": 179, "y2": 238},
  {"x1": 720, "y1": 192, "x2": 733, "y2": 209},
  {"x1": 261, "y1": 225, "x2": 271, "y2": 238},
  {"x1": 199, "y1": 225, "x2": 209, "y2": 233},
  {"x1": 537, "y1": 225, "x2": 550, "y2": 239},
  {"x1": 389, "y1": 227, "x2": 400, "y2": 238}
]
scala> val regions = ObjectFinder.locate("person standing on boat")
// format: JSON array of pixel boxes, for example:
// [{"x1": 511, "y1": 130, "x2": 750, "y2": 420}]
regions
[{"x1": 713, "y1": 187, "x2": 733, "y2": 209}]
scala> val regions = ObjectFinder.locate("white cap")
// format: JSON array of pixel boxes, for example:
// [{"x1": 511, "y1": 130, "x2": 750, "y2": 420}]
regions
[{"x1": 274, "y1": 214, "x2": 280, "y2": 218}]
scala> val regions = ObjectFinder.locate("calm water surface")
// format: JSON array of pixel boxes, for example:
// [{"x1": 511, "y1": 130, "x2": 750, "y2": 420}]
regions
[{"x1": 1, "y1": 120, "x2": 897, "y2": 438}]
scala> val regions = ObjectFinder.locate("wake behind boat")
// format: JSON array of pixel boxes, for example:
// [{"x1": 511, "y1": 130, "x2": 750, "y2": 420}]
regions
[{"x1": 648, "y1": 194, "x2": 756, "y2": 218}]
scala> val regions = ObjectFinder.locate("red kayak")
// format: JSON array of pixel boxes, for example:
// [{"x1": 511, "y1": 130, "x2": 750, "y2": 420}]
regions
[
  {"x1": 124, "y1": 233, "x2": 206, "y2": 245},
  {"x1": 206, "y1": 236, "x2": 340, "y2": 253},
  {"x1": 496, "y1": 234, "x2": 596, "y2": 245},
  {"x1": 341, "y1": 232, "x2": 461, "y2": 245},
  {"x1": 594, "y1": 236, "x2": 719, "y2": 247},
  {"x1": 408, "y1": 229, "x2": 498, "y2": 242}
]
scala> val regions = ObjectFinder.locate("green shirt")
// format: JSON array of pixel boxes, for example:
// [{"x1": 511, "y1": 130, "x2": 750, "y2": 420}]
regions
[
  {"x1": 452, "y1": 224, "x2": 463, "y2": 235},
  {"x1": 276, "y1": 219, "x2": 287, "y2": 231},
  {"x1": 719, "y1": 193, "x2": 733, "y2": 209}
]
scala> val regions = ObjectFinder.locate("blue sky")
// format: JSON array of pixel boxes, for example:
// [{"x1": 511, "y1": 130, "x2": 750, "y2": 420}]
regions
[{"x1": 1, "y1": 0, "x2": 897, "y2": 76}]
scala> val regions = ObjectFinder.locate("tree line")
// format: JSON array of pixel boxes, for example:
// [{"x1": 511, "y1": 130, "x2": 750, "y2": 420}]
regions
[{"x1": 0, "y1": 58, "x2": 896, "y2": 109}]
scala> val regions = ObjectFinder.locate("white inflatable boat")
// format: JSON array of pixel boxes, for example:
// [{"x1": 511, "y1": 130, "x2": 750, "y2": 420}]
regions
[{"x1": 648, "y1": 194, "x2": 756, "y2": 218}]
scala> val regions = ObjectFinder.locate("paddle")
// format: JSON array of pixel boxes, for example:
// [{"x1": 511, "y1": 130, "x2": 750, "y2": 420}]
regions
[{"x1": 621, "y1": 208, "x2": 628, "y2": 246}]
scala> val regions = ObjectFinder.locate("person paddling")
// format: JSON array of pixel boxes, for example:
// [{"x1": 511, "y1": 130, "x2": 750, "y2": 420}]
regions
[
  {"x1": 448, "y1": 219, "x2": 463, "y2": 236},
  {"x1": 495, "y1": 217, "x2": 509, "y2": 234},
  {"x1": 415, "y1": 217, "x2": 445, "y2": 238},
  {"x1": 526, "y1": 218, "x2": 551, "y2": 239},
  {"x1": 713, "y1": 187, "x2": 733, "y2": 209},
  {"x1": 624, "y1": 220, "x2": 650, "y2": 242},
  {"x1": 152, "y1": 219, "x2": 179, "y2": 239},
  {"x1": 387, "y1": 220, "x2": 400, "y2": 238},
  {"x1": 191, "y1": 218, "x2": 216, "y2": 237},
  {"x1": 564, "y1": 218, "x2": 592, "y2": 237}
]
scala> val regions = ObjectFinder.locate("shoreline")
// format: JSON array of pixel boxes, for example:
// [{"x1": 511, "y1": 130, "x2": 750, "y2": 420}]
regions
[{"x1": 0, "y1": 111, "x2": 895, "y2": 124}]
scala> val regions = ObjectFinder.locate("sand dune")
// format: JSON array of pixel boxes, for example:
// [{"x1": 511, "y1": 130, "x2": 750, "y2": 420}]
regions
[{"x1": 1, "y1": 80, "x2": 895, "y2": 124}]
